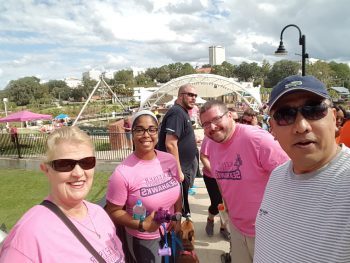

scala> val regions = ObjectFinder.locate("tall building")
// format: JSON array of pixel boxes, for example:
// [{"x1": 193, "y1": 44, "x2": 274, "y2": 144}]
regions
[
  {"x1": 64, "y1": 77, "x2": 82, "y2": 88},
  {"x1": 103, "y1": 70, "x2": 116, "y2": 79},
  {"x1": 82, "y1": 69, "x2": 101, "y2": 81},
  {"x1": 209, "y1": 46, "x2": 225, "y2": 66}
]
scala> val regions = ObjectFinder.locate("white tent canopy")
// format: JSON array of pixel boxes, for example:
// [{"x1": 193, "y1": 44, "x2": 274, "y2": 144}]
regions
[{"x1": 139, "y1": 74, "x2": 262, "y2": 111}]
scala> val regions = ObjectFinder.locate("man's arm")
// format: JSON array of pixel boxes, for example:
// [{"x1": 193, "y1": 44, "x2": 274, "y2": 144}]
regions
[
  {"x1": 200, "y1": 152, "x2": 211, "y2": 172},
  {"x1": 165, "y1": 134, "x2": 184, "y2": 182},
  {"x1": 200, "y1": 151, "x2": 227, "y2": 210}
]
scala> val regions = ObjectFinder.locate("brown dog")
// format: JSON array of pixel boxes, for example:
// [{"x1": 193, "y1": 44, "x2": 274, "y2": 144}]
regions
[{"x1": 177, "y1": 219, "x2": 199, "y2": 263}]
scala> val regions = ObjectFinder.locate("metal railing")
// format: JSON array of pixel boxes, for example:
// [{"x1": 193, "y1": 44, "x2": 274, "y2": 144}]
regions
[{"x1": 0, "y1": 132, "x2": 132, "y2": 161}]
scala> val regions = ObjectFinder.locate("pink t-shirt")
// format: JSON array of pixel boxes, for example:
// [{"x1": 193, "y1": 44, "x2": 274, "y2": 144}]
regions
[
  {"x1": 0, "y1": 201, "x2": 124, "y2": 263},
  {"x1": 200, "y1": 136, "x2": 213, "y2": 177},
  {"x1": 106, "y1": 150, "x2": 180, "y2": 240},
  {"x1": 208, "y1": 124, "x2": 289, "y2": 237}
]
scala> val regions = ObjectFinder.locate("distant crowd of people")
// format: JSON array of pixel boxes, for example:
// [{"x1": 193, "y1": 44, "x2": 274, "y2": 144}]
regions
[{"x1": 1, "y1": 75, "x2": 350, "y2": 263}]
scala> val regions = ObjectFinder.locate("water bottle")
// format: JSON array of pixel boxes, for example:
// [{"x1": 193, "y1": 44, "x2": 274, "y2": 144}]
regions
[
  {"x1": 218, "y1": 203, "x2": 230, "y2": 233},
  {"x1": 133, "y1": 199, "x2": 146, "y2": 221}
]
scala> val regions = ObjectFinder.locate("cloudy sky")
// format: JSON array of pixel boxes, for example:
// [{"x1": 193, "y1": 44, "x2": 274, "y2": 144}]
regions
[{"x1": 1, "y1": 0, "x2": 350, "y2": 89}]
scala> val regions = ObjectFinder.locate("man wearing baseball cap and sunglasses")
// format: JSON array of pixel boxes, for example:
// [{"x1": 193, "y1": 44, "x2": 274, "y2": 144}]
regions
[{"x1": 254, "y1": 75, "x2": 350, "y2": 262}]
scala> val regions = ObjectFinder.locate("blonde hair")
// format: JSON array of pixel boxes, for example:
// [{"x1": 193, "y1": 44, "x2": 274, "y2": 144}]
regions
[{"x1": 44, "y1": 126, "x2": 94, "y2": 162}]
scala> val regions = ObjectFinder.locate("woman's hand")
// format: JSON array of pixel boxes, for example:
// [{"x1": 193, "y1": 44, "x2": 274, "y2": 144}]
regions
[
  {"x1": 143, "y1": 211, "x2": 161, "y2": 232},
  {"x1": 179, "y1": 171, "x2": 184, "y2": 182}
]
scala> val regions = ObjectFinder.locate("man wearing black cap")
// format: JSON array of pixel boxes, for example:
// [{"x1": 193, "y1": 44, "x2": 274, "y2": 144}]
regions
[{"x1": 254, "y1": 75, "x2": 350, "y2": 262}]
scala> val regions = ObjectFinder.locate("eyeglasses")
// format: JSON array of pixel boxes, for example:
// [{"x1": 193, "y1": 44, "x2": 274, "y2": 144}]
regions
[
  {"x1": 132, "y1": 126, "x2": 158, "y2": 136},
  {"x1": 201, "y1": 112, "x2": 228, "y2": 129},
  {"x1": 181, "y1": 92, "x2": 198, "y2": 98},
  {"x1": 49, "y1": 157, "x2": 96, "y2": 172},
  {"x1": 272, "y1": 101, "x2": 330, "y2": 126}
]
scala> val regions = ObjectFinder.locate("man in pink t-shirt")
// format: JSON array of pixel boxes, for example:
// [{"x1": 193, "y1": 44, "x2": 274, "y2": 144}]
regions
[{"x1": 199, "y1": 100, "x2": 289, "y2": 263}]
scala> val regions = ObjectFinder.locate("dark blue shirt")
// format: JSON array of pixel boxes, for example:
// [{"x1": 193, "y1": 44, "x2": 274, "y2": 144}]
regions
[{"x1": 157, "y1": 104, "x2": 197, "y2": 171}]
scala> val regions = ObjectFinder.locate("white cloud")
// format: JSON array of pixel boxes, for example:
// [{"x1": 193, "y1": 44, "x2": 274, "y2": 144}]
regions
[
  {"x1": 106, "y1": 54, "x2": 129, "y2": 66},
  {"x1": 0, "y1": 0, "x2": 349, "y2": 88}
]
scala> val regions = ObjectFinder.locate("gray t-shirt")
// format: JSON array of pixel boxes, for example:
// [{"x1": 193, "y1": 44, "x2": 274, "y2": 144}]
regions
[{"x1": 254, "y1": 145, "x2": 350, "y2": 263}]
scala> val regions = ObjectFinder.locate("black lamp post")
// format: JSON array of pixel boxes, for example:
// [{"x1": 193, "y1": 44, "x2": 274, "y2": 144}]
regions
[{"x1": 275, "y1": 24, "x2": 309, "y2": 76}]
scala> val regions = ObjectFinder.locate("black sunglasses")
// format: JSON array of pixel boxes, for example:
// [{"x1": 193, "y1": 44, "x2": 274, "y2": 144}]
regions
[
  {"x1": 49, "y1": 157, "x2": 96, "y2": 172},
  {"x1": 273, "y1": 101, "x2": 330, "y2": 126},
  {"x1": 181, "y1": 92, "x2": 198, "y2": 98}
]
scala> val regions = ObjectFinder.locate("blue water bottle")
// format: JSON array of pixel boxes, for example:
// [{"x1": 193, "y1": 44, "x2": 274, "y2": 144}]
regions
[{"x1": 133, "y1": 199, "x2": 146, "y2": 221}]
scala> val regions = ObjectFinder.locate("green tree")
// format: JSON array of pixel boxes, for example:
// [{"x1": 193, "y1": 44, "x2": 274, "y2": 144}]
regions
[
  {"x1": 179, "y1": 63, "x2": 196, "y2": 77},
  {"x1": 112, "y1": 84, "x2": 133, "y2": 97},
  {"x1": 71, "y1": 79, "x2": 97, "y2": 101},
  {"x1": 45, "y1": 80, "x2": 71, "y2": 100},
  {"x1": 211, "y1": 65, "x2": 227, "y2": 77},
  {"x1": 145, "y1": 67, "x2": 159, "y2": 81},
  {"x1": 168, "y1": 62, "x2": 184, "y2": 79},
  {"x1": 5, "y1": 76, "x2": 48, "y2": 106},
  {"x1": 306, "y1": 61, "x2": 334, "y2": 87},
  {"x1": 135, "y1": 73, "x2": 153, "y2": 86},
  {"x1": 221, "y1": 61, "x2": 236, "y2": 78},
  {"x1": 267, "y1": 60, "x2": 300, "y2": 87},
  {"x1": 114, "y1": 70, "x2": 135, "y2": 88},
  {"x1": 257, "y1": 60, "x2": 272, "y2": 88},
  {"x1": 157, "y1": 66, "x2": 171, "y2": 83},
  {"x1": 70, "y1": 87, "x2": 87, "y2": 102},
  {"x1": 234, "y1": 62, "x2": 260, "y2": 82},
  {"x1": 328, "y1": 61, "x2": 350, "y2": 88},
  {"x1": 167, "y1": 62, "x2": 195, "y2": 79}
]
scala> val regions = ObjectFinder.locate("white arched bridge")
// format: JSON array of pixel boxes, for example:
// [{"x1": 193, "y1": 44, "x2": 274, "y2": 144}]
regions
[{"x1": 140, "y1": 74, "x2": 262, "y2": 111}]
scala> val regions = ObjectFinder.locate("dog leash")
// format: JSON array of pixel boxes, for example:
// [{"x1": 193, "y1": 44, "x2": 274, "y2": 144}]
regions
[
  {"x1": 161, "y1": 223, "x2": 170, "y2": 263},
  {"x1": 171, "y1": 230, "x2": 183, "y2": 262}
]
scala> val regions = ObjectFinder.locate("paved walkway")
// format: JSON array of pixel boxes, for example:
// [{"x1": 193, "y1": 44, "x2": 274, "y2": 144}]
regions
[{"x1": 188, "y1": 178, "x2": 230, "y2": 262}]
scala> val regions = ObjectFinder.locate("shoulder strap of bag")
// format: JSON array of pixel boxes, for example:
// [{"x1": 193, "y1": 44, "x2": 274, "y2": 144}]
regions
[{"x1": 40, "y1": 200, "x2": 106, "y2": 263}]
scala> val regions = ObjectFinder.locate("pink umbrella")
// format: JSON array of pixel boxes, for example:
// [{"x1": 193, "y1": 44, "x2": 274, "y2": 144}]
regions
[{"x1": 0, "y1": 110, "x2": 52, "y2": 123}]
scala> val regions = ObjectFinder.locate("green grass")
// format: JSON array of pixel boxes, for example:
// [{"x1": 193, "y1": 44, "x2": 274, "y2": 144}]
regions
[{"x1": 0, "y1": 169, "x2": 110, "y2": 230}]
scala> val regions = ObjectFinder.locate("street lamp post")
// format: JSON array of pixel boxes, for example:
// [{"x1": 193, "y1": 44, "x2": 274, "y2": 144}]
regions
[{"x1": 275, "y1": 24, "x2": 309, "y2": 76}]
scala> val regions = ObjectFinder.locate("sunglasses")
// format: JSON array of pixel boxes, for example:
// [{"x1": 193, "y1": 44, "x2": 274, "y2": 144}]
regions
[
  {"x1": 272, "y1": 101, "x2": 330, "y2": 126},
  {"x1": 49, "y1": 157, "x2": 96, "y2": 172},
  {"x1": 181, "y1": 92, "x2": 198, "y2": 98}
]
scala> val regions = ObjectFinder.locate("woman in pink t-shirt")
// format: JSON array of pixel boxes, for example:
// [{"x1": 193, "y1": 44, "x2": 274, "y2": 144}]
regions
[
  {"x1": 105, "y1": 110, "x2": 182, "y2": 263},
  {"x1": 0, "y1": 126, "x2": 124, "y2": 263}
]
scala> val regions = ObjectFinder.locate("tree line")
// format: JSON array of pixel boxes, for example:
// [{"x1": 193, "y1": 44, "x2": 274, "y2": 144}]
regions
[{"x1": 1, "y1": 60, "x2": 349, "y2": 108}]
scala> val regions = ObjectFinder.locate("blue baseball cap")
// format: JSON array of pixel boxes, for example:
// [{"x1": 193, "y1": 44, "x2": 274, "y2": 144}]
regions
[{"x1": 268, "y1": 75, "x2": 330, "y2": 111}]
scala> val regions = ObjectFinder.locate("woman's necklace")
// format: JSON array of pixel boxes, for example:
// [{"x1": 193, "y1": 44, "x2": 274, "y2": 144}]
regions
[{"x1": 69, "y1": 204, "x2": 101, "y2": 239}]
